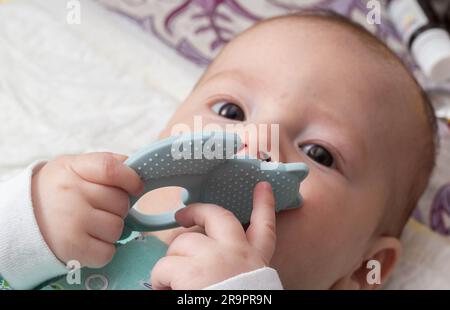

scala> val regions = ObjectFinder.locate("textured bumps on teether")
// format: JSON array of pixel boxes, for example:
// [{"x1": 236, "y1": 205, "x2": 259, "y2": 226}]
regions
[{"x1": 121, "y1": 132, "x2": 308, "y2": 238}]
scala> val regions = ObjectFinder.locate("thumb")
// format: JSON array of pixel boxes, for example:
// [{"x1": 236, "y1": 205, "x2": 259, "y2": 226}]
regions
[{"x1": 246, "y1": 182, "x2": 276, "y2": 265}]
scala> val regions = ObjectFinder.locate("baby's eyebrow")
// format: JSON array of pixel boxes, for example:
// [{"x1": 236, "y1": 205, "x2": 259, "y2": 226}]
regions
[{"x1": 200, "y1": 69, "x2": 267, "y2": 91}]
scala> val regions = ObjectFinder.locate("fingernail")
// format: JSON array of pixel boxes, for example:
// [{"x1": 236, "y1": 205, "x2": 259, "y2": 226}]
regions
[{"x1": 260, "y1": 181, "x2": 272, "y2": 191}]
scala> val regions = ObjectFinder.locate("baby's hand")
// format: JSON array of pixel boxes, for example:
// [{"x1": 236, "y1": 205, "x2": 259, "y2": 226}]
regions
[
  {"x1": 32, "y1": 153, "x2": 143, "y2": 268},
  {"x1": 151, "y1": 182, "x2": 276, "y2": 290}
]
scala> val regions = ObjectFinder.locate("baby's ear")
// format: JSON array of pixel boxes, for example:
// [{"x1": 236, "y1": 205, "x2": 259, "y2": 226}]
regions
[{"x1": 331, "y1": 237, "x2": 401, "y2": 290}]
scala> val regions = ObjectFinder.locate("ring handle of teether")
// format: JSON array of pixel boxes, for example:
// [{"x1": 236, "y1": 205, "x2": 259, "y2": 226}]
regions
[{"x1": 120, "y1": 175, "x2": 204, "y2": 240}]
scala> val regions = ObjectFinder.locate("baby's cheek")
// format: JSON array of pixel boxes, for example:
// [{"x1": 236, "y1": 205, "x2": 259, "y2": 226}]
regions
[
  {"x1": 299, "y1": 173, "x2": 369, "y2": 250},
  {"x1": 271, "y1": 173, "x2": 365, "y2": 287},
  {"x1": 273, "y1": 203, "x2": 352, "y2": 289},
  {"x1": 299, "y1": 171, "x2": 350, "y2": 231},
  {"x1": 300, "y1": 185, "x2": 351, "y2": 252}
]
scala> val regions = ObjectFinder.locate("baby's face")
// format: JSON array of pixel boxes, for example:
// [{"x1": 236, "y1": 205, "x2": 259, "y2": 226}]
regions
[{"x1": 157, "y1": 19, "x2": 420, "y2": 288}]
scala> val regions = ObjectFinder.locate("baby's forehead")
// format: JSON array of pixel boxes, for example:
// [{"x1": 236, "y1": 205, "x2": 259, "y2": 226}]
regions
[
  {"x1": 208, "y1": 19, "x2": 407, "y2": 107},
  {"x1": 209, "y1": 16, "x2": 396, "y2": 85},
  {"x1": 232, "y1": 16, "x2": 385, "y2": 54}
]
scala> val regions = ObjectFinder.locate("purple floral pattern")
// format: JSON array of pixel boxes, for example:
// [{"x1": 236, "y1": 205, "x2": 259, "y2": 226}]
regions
[
  {"x1": 431, "y1": 184, "x2": 450, "y2": 235},
  {"x1": 96, "y1": 0, "x2": 414, "y2": 68},
  {"x1": 164, "y1": 0, "x2": 261, "y2": 52}
]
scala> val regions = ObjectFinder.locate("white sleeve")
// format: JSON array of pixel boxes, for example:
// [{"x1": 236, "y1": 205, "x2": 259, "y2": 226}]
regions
[
  {"x1": 204, "y1": 267, "x2": 283, "y2": 290},
  {"x1": 0, "y1": 161, "x2": 68, "y2": 290}
]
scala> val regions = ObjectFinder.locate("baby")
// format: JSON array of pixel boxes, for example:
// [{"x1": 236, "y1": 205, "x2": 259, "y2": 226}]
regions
[{"x1": 0, "y1": 10, "x2": 437, "y2": 290}]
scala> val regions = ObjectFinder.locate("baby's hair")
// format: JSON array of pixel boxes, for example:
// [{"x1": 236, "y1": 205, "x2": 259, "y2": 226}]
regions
[{"x1": 257, "y1": 9, "x2": 438, "y2": 236}]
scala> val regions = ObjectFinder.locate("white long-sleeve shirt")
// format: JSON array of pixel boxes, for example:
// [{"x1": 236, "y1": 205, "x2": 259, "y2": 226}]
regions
[{"x1": 0, "y1": 162, "x2": 283, "y2": 290}]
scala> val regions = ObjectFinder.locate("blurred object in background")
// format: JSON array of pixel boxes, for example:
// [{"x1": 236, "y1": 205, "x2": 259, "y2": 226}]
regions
[
  {"x1": 388, "y1": 0, "x2": 450, "y2": 126},
  {"x1": 427, "y1": 85, "x2": 450, "y2": 124},
  {"x1": 388, "y1": 0, "x2": 450, "y2": 83},
  {"x1": 430, "y1": 0, "x2": 450, "y2": 22},
  {"x1": 426, "y1": 86, "x2": 450, "y2": 129},
  {"x1": 446, "y1": 1, "x2": 450, "y2": 32}
]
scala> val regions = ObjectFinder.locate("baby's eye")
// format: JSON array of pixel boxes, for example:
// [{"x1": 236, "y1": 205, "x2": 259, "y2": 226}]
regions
[
  {"x1": 300, "y1": 144, "x2": 334, "y2": 167},
  {"x1": 211, "y1": 101, "x2": 246, "y2": 121}
]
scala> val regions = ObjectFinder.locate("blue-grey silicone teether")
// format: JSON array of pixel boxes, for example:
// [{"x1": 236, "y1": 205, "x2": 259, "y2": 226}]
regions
[{"x1": 121, "y1": 131, "x2": 308, "y2": 239}]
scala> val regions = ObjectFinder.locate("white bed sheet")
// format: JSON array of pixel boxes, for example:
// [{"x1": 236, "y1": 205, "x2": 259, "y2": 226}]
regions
[{"x1": 0, "y1": 0, "x2": 202, "y2": 180}]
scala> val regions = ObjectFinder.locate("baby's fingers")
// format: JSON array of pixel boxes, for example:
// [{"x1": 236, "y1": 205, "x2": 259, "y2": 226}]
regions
[
  {"x1": 246, "y1": 182, "x2": 276, "y2": 265},
  {"x1": 81, "y1": 182, "x2": 130, "y2": 218},
  {"x1": 166, "y1": 232, "x2": 213, "y2": 257},
  {"x1": 71, "y1": 152, "x2": 144, "y2": 196},
  {"x1": 175, "y1": 203, "x2": 247, "y2": 243},
  {"x1": 151, "y1": 256, "x2": 190, "y2": 290},
  {"x1": 86, "y1": 209, "x2": 125, "y2": 244}
]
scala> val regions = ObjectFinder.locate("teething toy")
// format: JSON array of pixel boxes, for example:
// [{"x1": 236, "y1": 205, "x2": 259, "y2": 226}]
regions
[{"x1": 121, "y1": 131, "x2": 308, "y2": 239}]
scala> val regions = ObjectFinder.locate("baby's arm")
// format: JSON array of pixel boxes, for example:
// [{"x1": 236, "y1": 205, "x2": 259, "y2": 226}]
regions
[
  {"x1": 0, "y1": 153, "x2": 143, "y2": 289},
  {"x1": 0, "y1": 161, "x2": 67, "y2": 289},
  {"x1": 151, "y1": 182, "x2": 284, "y2": 290}
]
